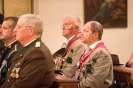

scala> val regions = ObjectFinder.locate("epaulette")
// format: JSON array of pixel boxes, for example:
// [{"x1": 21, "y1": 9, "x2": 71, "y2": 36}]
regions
[{"x1": 22, "y1": 38, "x2": 41, "y2": 50}]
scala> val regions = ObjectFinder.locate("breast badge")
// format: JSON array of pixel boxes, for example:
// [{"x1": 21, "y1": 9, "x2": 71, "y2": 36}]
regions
[{"x1": 10, "y1": 62, "x2": 20, "y2": 78}]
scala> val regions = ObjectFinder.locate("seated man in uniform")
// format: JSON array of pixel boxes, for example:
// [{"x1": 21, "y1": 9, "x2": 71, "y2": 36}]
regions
[
  {"x1": 75, "y1": 21, "x2": 113, "y2": 88},
  {"x1": 54, "y1": 16, "x2": 85, "y2": 78},
  {"x1": 0, "y1": 17, "x2": 22, "y2": 86},
  {"x1": 1, "y1": 14, "x2": 54, "y2": 88}
]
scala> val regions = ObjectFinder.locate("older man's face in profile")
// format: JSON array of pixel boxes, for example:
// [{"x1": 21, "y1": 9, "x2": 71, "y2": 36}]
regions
[
  {"x1": 62, "y1": 18, "x2": 76, "y2": 39},
  {"x1": 14, "y1": 19, "x2": 29, "y2": 45}
]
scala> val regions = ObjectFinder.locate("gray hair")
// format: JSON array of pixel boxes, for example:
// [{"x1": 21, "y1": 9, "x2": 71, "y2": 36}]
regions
[
  {"x1": 90, "y1": 21, "x2": 103, "y2": 40},
  {"x1": 4, "y1": 17, "x2": 18, "y2": 30},
  {"x1": 73, "y1": 16, "x2": 81, "y2": 31},
  {"x1": 19, "y1": 14, "x2": 43, "y2": 36}
]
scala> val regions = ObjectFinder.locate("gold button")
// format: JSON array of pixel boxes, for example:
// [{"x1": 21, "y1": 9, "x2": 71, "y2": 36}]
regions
[
  {"x1": 8, "y1": 69, "x2": 9, "y2": 71},
  {"x1": 18, "y1": 62, "x2": 20, "y2": 65},
  {"x1": 20, "y1": 54, "x2": 22, "y2": 57},
  {"x1": 8, "y1": 79, "x2": 9, "y2": 82}
]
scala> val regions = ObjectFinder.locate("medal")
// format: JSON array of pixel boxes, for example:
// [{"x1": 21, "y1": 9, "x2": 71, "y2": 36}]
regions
[
  {"x1": 10, "y1": 73, "x2": 14, "y2": 77},
  {"x1": 15, "y1": 67, "x2": 20, "y2": 78},
  {"x1": 10, "y1": 62, "x2": 20, "y2": 79},
  {"x1": 15, "y1": 73, "x2": 19, "y2": 78},
  {"x1": 13, "y1": 73, "x2": 16, "y2": 78},
  {"x1": 10, "y1": 73, "x2": 15, "y2": 78},
  {"x1": 10, "y1": 69, "x2": 15, "y2": 78}
]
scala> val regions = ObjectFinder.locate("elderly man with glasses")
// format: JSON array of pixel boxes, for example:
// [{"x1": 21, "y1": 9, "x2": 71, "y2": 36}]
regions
[{"x1": 54, "y1": 16, "x2": 85, "y2": 78}]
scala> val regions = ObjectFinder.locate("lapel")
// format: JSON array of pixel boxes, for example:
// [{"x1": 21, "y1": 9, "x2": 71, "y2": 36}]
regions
[
  {"x1": 8, "y1": 50, "x2": 25, "y2": 66},
  {"x1": 84, "y1": 50, "x2": 96, "y2": 64},
  {"x1": 9, "y1": 38, "x2": 41, "y2": 66}
]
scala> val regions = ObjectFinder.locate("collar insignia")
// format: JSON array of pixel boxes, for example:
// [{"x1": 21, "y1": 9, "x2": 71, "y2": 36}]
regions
[{"x1": 35, "y1": 41, "x2": 40, "y2": 47}]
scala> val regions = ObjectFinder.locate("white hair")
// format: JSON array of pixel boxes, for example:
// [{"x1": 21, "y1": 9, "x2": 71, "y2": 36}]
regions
[{"x1": 19, "y1": 14, "x2": 43, "y2": 35}]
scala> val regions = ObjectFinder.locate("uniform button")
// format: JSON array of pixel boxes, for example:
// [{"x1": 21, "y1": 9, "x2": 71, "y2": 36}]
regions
[
  {"x1": 20, "y1": 54, "x2": 22, "y2": 57},
  {"x1": 8, "y1": 69, "x2": 10, "y2": 71},
  {"x1": 8, "y1": 79, "x2": 9, "y2": 82}
]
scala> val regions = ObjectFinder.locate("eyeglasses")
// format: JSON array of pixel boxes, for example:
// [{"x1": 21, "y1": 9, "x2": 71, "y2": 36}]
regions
[
  {"x1": 61, "y1": 24, "x2": 77, "y2": 29},
  {"x1": 61, "y1": 24, "x2": 71, "y2": 29}
]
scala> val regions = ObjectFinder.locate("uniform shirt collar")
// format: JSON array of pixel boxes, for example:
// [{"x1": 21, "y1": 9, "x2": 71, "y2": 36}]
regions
[
  {"x1": 63, "y1": 35, "x2": 75, "y2": 48},
  {"x1": 24, "y1": 38, "x2": 37, "y2": 47}
]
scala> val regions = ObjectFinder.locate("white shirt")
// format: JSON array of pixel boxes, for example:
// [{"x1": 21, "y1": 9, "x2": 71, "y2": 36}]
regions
[
  {"x1": 84, "y1": 40, "x2": 102, "y2": 54},
  {"x1": 62, "y1": 35, "x2": 75, "y2": 48}
]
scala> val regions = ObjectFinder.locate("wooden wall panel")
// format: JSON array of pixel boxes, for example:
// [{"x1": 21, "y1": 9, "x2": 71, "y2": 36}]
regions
[
  {"x1": 0, "y1": 0, "x2": 3, "y2": 14},
  {"x1": 3, "y1": 0, "x2": 33, "y2": 17}
]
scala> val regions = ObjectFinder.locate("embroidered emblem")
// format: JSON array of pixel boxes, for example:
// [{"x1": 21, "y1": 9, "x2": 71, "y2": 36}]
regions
[
  {"x1": 22, "y1": 37, "x2": 41, "y2": 50},
  {"x1": 78, "y1": 50, "x2": 102, "y2": 80},
  {"x1": 83, "y1": 50, "x2": 102, "y2": 73},
  {"x1": 35, "y1": 41, "x2": 40, "y2": 47},
  {"x1": 61, "y1": 49, "x2": 74, "y2": 68}
]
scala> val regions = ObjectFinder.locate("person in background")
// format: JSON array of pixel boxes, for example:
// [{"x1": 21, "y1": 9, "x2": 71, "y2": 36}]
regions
[
  {"x1": 75, "y1": 21, "x2": 113, "y2": 88},
  {"x1": 129, "y1": 53, "x2": 133, "y2": 80},
  {"x1": 125, "y1": 50, "x2": 133, "y2": 67},
  {"x1": 0, "y1": 17, "x2": 22, "y2": 86},
  {"x1": 54, "y1": 16, "x2": 85, "y2": 78},
  {"x1": 1, "y1": 14, "x2": 54, "y2": 88},
  {"x1": 123, "y1": 51, "x2": 133, "y2": 88},
  {"x1": 0, "y1": 13, "x2": 4, "y2": 49}
]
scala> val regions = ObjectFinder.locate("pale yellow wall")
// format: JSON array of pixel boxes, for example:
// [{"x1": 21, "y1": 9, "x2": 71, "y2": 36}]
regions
[
  {"x1": 4, "y1": 0, "x2": 32, "y2": 17},
  {"x1": 36, "y1": 0, "x2": 133, "y2": 64},
  {"x1": 0, "y1": 0, "x2": 3, "y2": 14}
]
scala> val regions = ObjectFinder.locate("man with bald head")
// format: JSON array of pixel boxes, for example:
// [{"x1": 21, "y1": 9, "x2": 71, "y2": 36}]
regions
[
  {"x1": 54, "y1": 16, "x2": 85, "y2": 78},
  {"x1": 75, "y1": 21, "x2": 113, "y2": 88}
]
